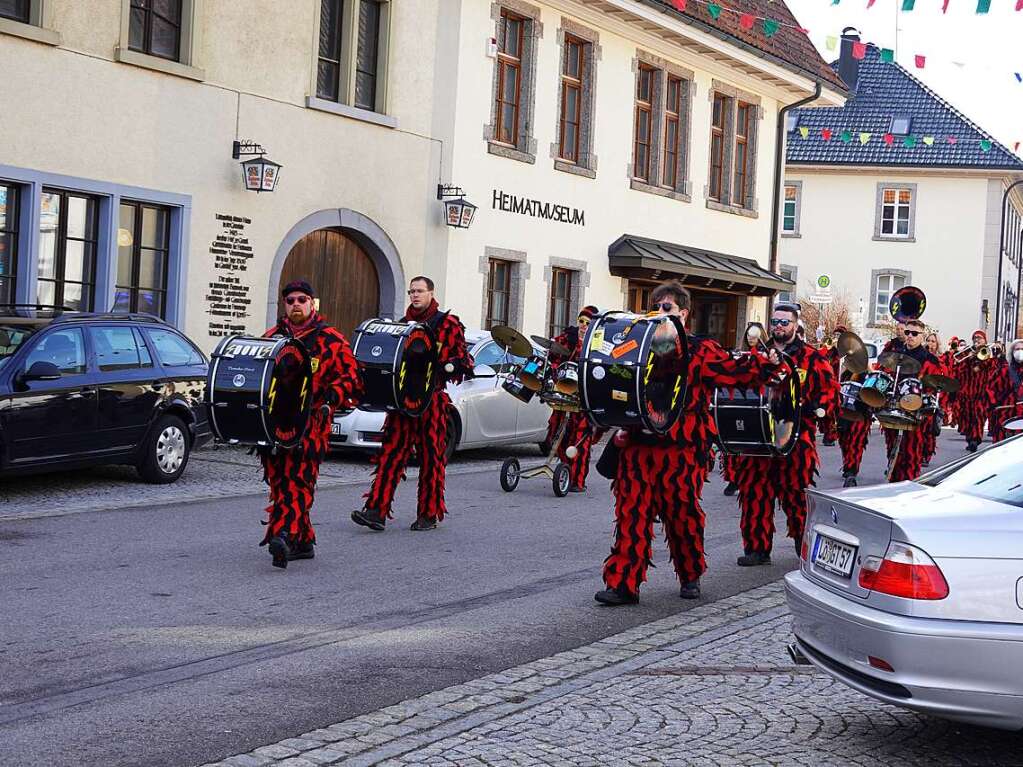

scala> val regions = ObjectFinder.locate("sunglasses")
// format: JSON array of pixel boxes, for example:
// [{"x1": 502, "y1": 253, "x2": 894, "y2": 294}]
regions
[
  {"x1": 770, "y1": 318, "x2": 793, "y2": 327},
  {"x1": 285, "y1": 295, "x2": 310, "y2": 306},
  {"x1": 650, "y1": 302, "x2": 676, "y2": 312},
  {"x1": 904, "y1": 330, "x2": 922, "y2": 337}
]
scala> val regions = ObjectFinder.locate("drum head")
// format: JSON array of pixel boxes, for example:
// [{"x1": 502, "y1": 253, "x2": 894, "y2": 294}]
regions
[
  {"x1": 396, "y1": 327, "x2": 436, "y2": 416},
  {"x1": 1004, "y1": 418, "x2": 1023, "y2": 431},
  {"x1": 768, "y1": 371, "x2": 801, "y2": 454},
  {"x1": 267, "y1": 340, "x2": 312, "y2": 449}
]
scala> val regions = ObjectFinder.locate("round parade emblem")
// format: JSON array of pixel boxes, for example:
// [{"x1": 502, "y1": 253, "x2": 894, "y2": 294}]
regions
[
  {"x1": 232, "y1": 374, "x2": 246, "y2": 387},
  {"x1": 592, "y1": 365, "x2": 606, "y2": 380},
  {"x1": 371, "y1": 345, "x2": 383, "y2": 357},
  {"x1": 612, "y1": 332, "x2": 627, "y2": 344}
]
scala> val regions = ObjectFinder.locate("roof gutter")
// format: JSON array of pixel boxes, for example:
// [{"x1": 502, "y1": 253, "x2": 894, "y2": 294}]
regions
[{"x1": 770, "y1": 81, "x2": 822, "y2": 276}]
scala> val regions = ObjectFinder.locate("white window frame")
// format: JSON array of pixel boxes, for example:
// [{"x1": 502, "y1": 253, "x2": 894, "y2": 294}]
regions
[
  {"x1": 781, "y1": 181, "x2": 802, "y2": 237},
  {"x1": 874, "y1": 183, "x2": 917, "y2": 242},
  {"x1": 869, "y1": 269, "x2": 911, "y2": 327},
  {"x1": 778, "y1": 264, "x2": 798, "y2": 304},
  {"x1": 116, "y1": 0, "x2": 204, "y2": 81},
  {"x1": 0, "y1": 0, "x2": 60, "y2": 45}
]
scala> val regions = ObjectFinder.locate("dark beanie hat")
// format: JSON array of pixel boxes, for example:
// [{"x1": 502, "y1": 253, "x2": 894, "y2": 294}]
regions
[
  {"x1": 578, "y1": 305, "x2": 599, "y2": 320},
  {"x1": 282, "y1": 280, "x2": 315, "y2": 299}
]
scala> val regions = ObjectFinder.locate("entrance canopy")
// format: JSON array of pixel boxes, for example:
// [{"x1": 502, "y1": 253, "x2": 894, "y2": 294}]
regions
[{"x1": 608, "y1": 235, "x2": 793, "y2": 297}]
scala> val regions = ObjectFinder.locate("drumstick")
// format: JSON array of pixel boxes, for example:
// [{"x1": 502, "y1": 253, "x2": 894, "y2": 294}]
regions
[{"x1": 994, "y1": 400, "x2": 1023, "y2": 411}]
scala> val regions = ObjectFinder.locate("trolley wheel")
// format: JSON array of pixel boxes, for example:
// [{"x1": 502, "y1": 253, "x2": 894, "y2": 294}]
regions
[
  {"x1": 500, "y1": 458, "x2": 521, "y2": 492},
  {"x1": 553, "y1": 463, "x2": 571, "y2": 497}
]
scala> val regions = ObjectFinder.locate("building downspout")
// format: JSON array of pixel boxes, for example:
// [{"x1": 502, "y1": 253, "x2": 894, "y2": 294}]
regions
[{"x1": 769, "y1": 81, "x2": 822, "y2": 276}]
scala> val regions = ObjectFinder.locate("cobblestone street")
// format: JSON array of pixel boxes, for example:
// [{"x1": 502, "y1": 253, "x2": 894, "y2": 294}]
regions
[{"x1": 206, "y1": 580, "x2": 1023, "y2": 767}]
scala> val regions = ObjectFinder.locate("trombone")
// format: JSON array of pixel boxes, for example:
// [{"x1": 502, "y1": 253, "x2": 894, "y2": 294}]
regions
[{"x1": 952, "y1": 344, "x2": 992, "y2": 363}]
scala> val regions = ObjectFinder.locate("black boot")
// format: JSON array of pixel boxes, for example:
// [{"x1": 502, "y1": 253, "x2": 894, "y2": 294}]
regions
[
  {"x1": 410, "y1": 516, "x2": 437, "y2": 531},
  {"x1": 723, "y1": 481, "x2": 738, "y2": 497},
  {"x1": 594, "y1": 586, "x2": 639, "y2": 606},
  {"x1": 822, "y1": 438, "x2": 836, "y2": 447},
  {"x1": 351, "y1": 507, "x2": 386, "y2": 531},
  {"x1": 737, "y1": 550, "x2": 771, "y2": 567},
  {"x1": 267, "y1": 534, "x2": 289, "y2": 569},
  {"x1": 843, "y1": 475, "x2": 858, "y2": 488},
  {"x1": 679, "y1": 580, "x2": 701, "y2": 600},
  {"x1": 287, "y1": 540, "x2": 315, "y2": 561}
]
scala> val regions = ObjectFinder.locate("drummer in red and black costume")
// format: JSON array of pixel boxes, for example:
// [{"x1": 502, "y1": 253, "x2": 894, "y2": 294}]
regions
[
  {"x1": 956, "y1": 330, "x2": 994, "y2": 453},
  {"x1": 260, "y1": 280, "x2": 362, "y2": 568},
  {"x1": 595, "y1": 281, "x2": 781, "y2": 606},
  {"x1": 988, "y1": 339, "x2": 1023, "y2": 443},
  {"x1": 352, "y1": 276, "x2": 474, "y2": 531},
  {"x1": 819, "y1": 327, "x2": 845, "y2": 447},
  {"x1": 887, "y1": 319, "x2": 943, "y2": 481},
  {"x1": 734, "y1": 302, "x2": 837, "y2": 566}
]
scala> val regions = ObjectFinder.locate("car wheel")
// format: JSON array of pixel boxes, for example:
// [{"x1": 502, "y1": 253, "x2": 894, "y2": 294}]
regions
[
  {"x1": 500, "y1": 457, "x2": 520, "y2": 492},
  {"x1": 443, "y1": 413, "x2": 459, "y2": 463},
  {"x1": 553, "y1": 463, "x2": 571, "y2": 497},
  {"x1": 139, "y1": 414, "x2": 190, "y2": 484}
]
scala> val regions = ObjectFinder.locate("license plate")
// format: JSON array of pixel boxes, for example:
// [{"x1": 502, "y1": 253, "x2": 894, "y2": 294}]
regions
[
  {"x1": 330, "y1": 423, "x2": 342, "y2": 436},
  {"x1": 812, "y1": 533, "x2": 857, "y2": 577}
]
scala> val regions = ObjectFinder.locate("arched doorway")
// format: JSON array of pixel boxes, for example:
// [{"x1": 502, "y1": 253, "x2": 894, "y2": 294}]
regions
[{"x1": 277, "y1": 229, "x2": 380, "y2": 338}]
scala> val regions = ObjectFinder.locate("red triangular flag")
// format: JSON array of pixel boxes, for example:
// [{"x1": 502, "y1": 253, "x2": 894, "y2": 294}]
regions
[
  {"x1": 1015, "y1": 142, "x2": 1021, "y2": 152},
  {"x1": 1017, "y1": 0, "x2": 1023, "y2": 10},
  {"x1": 947, "y1": 136, "x2": 958, "y2": 145},
  {"x1": 852, "y1": 42, "x2": 866, "y2": 60},
  {"x1": 672, "y1": 0, "x2": 687, "y2": 10},
  {"x1": 915, "y1": 55, "x2": 926, "y2": 69},
  {"x1": 867, "y1": 0, "x2": 876, "y2": 7},
  {"x1": 822, "y1": 129, "x2": 833, "y2": 141},
  {"x1": 739, "y1": 12, "x2": 756, "y2": 29},
  {"x1": 884, "y1": 133, "x2": 895, "y2": 146},
  {"x1": 943, "y1": 0, "x2": 950, "y2": 10}
]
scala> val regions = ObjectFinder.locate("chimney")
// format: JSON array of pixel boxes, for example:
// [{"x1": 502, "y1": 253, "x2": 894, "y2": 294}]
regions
[{"x1": 838, "y1": 27, "x2": 861, "y2": 92}]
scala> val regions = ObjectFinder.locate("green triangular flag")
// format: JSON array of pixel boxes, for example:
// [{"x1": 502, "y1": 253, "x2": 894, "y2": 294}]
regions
[
  {"x1": 707, "y1": 2, "x2": 722, "y2": 19},
  {"x1": 763, "y1": 18, "x2": 780, "y2": 36},
  {"x1": 902, "y1": 0, "x2": 915, "y2": 9},
  {"x1": 903, "y1": 135, "x2": 917, "y2": 148},
  {"x1": 980, "y1": 139, "x2": 993, "y2": 152},
  {"x1": 977, "y1": 0, "x2": 991, "y2": 12},
  {"x1": 841, "y1": 130, "x2": 852, "y2": 143},
  {"x1": 881, "y1": 48, "x2": 895, "y2": 63}
]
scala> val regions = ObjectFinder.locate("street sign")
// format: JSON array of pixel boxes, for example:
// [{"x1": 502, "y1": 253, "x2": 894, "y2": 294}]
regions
[{"x1": 811, "y1": 274, "x2": 833, "y2": 305}]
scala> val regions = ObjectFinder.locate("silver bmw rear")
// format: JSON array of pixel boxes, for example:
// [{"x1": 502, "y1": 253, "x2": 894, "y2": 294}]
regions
[{"x1": 785, "y1": 436, "x2": 1023, "y2": 730}]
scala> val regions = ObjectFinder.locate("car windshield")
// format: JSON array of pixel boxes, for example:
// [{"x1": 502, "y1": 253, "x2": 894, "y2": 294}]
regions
[
  {"x1": 0, "y1": 325, "x2": 37, "y2": 370},
  {"x1": 918, "y1": 436, "x2": 1023, "y2": 508},
  {"x1": 864, "y1": 343, "x2": 879, "y2": 359}
]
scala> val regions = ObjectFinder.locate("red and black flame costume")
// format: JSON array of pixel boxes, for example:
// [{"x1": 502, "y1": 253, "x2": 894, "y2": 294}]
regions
[
  {"x1": 988, "y1": 352, "x2": 1023, "y2": 443},
  {"x1": 260, "y1": 313, "x2": 362, "y2": 547},
  {"x1": 363, "y1": 299, "x2": 473, "y2": 525},
  {"x1": 734, "y1": 337, "x2": 837, "y2": 555},
  {"x1": 940, "y1": 341, "x2": 961, "y2": 429},
  {"x1": 543, "y1": 325, "x2": 579, "y2": 450},
  {"x1": 819, "y1": 345, "x2": 841, "y2": 444},
  {"x1": 838, "y1": 414, "x2": 871, "y2": 479},
  {"x1": 987, "y1": 353, "x2": 1009, "y2": 440},
  {"x1": 545, "y1": 321, "x2": 599, "y2": 490},
  {"x1": 887, "y1": 345, "x2": 943, "y2": 482},
  {"x1": 956, "y1": 331, "x2": 994, "y2": 448},
  {"x1": 602, "y1": 336, "x2": 775, "y2": 596}
]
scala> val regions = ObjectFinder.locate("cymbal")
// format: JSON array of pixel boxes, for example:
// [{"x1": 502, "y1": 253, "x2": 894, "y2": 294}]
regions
[
  {"x1": 530, "y1": 334, "x2": 572, "y2": 358},
  {"x1": 877, "y1": 351, "x2": 921, "y2": 376},
  {"x1": 530, "y1": 334, "x2": 552, "y2": 349},
  {"x1": 921, "y1": 373, "x2": 961, "y2": 394},
  {"x1": 836, "y1": 331, "x2": 865, "y2": 357},
  {"x1": 491, "y1": 325, "x2": 532, "y2": 357}
]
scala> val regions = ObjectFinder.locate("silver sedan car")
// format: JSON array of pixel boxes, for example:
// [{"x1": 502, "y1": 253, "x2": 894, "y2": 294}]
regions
[
  {"x1": 330, "y1": 330, "x2": 551, "y2": 456},
  {"x1": 785, "y1": 436, "x2": 1023, "y2": 730}
]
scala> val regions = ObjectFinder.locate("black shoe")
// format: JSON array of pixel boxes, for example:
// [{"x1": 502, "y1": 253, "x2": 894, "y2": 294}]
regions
[
  {"x1": 679, "y1": 580, "x2": 701, "y2": 600},
  {"x1": 351, "y1": 507, "x2": 386, "y2": 531},
  {"x1": 795, "y1": 537, "x2": 802, "y2": 556},
  {"x1": 967, "y1": 441, "x2": 978, "y2": 453},
  {"x1": 737, "y1": 551, "x2": 772, "y2": 567},
  {"x1": 594, "y1": 586, "x2": 639, "y2": 606},
  {"x1": 922, "y1": 460, "x2": 930, "y2": 468},
  {"x1": 268, "y1": 535, "x2": 289, "y2": 569},
  {"x1": 410, "y1": 517, "x2": 437, "y2": 531},
  {"x1": 823, "y1": 439, "x2": 836, "y2": 447},
  {"x1": 287, "y1": 540, "x2": 315, "y2": 561},
  {"x1": 569, "y1": 485, "x2": 586, "y2": 493},
  {"x1": 723, "y1": 481, "x2": 738, "y2": 497},
  {"x1": 843, "y1": 475, "x2": 858, "y2": 488}
]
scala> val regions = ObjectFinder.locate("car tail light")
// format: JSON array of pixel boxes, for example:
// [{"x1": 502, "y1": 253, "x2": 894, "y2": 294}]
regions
[
  {"x1": 868, "y1": 656, "x2": 895, "y2": 672},
  {"x1": 858, "y1": 542, "x2": 949, "y2": 600},
  {"x1": 800, "y1": 527, "x2": 811, "y2": 561}
]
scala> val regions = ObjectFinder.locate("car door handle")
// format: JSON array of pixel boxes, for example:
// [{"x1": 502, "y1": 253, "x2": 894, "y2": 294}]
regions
[{"x1": 79, "y1": 387, "x2": 96, "y2": 397}]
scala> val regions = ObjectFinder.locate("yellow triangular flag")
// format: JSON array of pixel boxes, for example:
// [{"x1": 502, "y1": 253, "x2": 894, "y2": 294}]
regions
[
  {"x1": 922, "y1": 136, "x2": 935, "y2": 146},
  {"x1": 859, "y1": 132, "x2": 871, "y2": 145},
  {"x1": 826, "y1": 36, "x2": 839, "y2": 51},
  {"x1": 799, "y1": 127, "x2": 810, "y2": 139}
]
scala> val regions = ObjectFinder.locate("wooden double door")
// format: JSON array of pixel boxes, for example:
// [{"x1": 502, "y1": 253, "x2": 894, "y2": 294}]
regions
[{"x1": 277, "y1": 229, "x2": 380, "y2": 338}]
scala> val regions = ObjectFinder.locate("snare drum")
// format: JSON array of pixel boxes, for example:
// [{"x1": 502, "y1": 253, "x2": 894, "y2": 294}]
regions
[
  {"x1": 501, "y1": 373, "x2": 536, "y2": 404},
  {"x1": 897, "y1": 377, "x2": 923, "y2": 411},
  {"x1": 838, "y1": 381, "x2": 870, "y2": 422},
  {"x1": 555, "y1": 361, "x2": 579, "y2": 395},
  {"x1": 876, "y1": 406, "x2": 919, "y2": 430},
  {"x1": 713, "y1": 379, "x2": 801, "y2": 456},
  {"x1": 519, "y1": 353, "x2": 548, "y2": 391},
  {"x1": 352, "y1": 318, "x2": 437, "y2": 416},
  {"x1": 579, "y1": 311, "x2": 688, "y2": 434},
  {"x1": 207, "y1": 335, "x2": 312, "y2": 449},
  {"x1": 860, "y1": 370, "x2": 894, "y2": 408},
  {"x1": 921, "y1": 393, "x2": 940, "y2": 415}
]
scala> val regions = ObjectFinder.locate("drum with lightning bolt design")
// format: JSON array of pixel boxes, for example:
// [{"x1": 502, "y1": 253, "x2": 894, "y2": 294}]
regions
[{"x1": 351, "y1": 318, "x2": 438, "y2": 417}]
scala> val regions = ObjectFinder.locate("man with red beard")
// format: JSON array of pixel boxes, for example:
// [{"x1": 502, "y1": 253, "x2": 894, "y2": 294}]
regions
[
  {"x1": 595, "y1": 281, "x2": 780, "y2": 606},
  {"x1": 352, "y1": 276, "x2": 473, "y2": 531},
  {"x1": 957, "y1": 330, "x2": 995, "y2": 453},
  {"x1": 735, "y1": 303, "x2": 837, "y2": 566},
  {"x1": 260, "y1": 280, "x2": 362, "y2": 568}
]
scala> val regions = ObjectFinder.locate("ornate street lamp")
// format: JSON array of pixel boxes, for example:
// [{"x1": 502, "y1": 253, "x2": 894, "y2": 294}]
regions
[
  {"x1": 233, "y1": 140, "x2": 282, "y2": 193},
  {"x1": 437, "y1": 184, "x2": 477, "y2": 229}
]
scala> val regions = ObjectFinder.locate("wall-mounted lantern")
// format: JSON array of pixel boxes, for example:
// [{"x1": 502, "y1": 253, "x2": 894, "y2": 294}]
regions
[
  {"x1": 233, "y1": 140, "x2": 282, "y2": 193},
  {"x1": 437, "y1": 184, "x2": 477, "y2": 229}
]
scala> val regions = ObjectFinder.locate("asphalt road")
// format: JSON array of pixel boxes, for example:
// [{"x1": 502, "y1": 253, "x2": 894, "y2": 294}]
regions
[{"x1": 0, "y1": 429, "x2": 965, "y2": 767}]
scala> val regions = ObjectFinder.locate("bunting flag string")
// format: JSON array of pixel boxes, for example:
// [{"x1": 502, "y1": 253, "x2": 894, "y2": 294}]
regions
[{"x1": 793, "y1": 125, "x2": 1006, "y2": 154}]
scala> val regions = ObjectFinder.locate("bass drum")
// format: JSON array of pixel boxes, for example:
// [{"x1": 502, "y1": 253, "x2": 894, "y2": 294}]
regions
[
  {"x1": 352, "y1": 318, "x2": 437, "y2": 416},
  {"x1": 579, "y1": 311, "x2": 688, "y2": 434},
  {"x1": 713, "y1": 372, "x2": 801, "y2": 457},
  {"x1": 207, "y1": 335, "x2": 312, "y2": 449}
]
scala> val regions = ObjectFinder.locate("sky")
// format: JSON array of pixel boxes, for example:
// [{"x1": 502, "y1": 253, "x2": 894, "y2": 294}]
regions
[{"x1": 783, "y1": 0, "x2": 1023, "y2": 152}]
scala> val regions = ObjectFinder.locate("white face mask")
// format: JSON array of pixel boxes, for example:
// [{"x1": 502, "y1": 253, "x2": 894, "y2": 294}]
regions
[{"x1": 1013, "y1": 349, "x2": 1023, "y2": 363}]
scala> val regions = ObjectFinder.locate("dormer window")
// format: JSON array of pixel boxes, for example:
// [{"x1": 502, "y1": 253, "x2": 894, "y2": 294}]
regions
[
  {"x1": 785, "y1": 112, "x2": 799, "y2": 133},
  {"x1": 890, "y1": 115, "x2": 912, "y2": 135}
]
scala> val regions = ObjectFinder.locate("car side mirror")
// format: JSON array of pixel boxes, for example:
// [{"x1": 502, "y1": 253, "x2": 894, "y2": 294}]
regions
[
  {"x1": 22, "y1": 361, "x2": 62, "y2": 382},
  {"x1": 473, "y1": 364, "x2": 497, "y2": 378}
]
